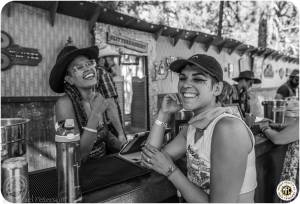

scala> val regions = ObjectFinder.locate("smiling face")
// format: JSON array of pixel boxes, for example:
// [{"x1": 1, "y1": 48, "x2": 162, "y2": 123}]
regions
[
  {"x1": 65, "y1": 55, "x2": 97, "y2": 89},
  {"x1": 178, "y1": 64, "x2": 223, "y2": 114}
]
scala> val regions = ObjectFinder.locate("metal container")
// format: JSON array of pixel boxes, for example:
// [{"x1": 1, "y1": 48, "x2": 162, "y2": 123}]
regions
[
  {"x1": 174, "y1": 110, "x2": 194, "y2": 135},
  {"x1": 1, "y1": 156, "x2": 29, "y2": 202},
  {"x1": 55, "y1": 122, "x2": 82, "y2": 203},
  {"x1": 1, "y1": 118, "x2": 30, "y2": 161},
  {"x1": 262, "y1": 100, "x2": 287, "y2": 124}
]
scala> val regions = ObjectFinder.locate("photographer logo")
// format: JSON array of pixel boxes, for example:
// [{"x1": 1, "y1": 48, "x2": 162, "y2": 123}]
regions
[{"x1": 276, "y1": 180, "x2": 297, "y2": 201}]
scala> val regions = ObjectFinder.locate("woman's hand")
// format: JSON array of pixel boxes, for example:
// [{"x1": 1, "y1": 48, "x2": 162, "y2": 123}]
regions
[
  {"x1": 90, "y1": 93, "x2": 109, "y2": 117},
  {"x1": 141, "y1": 144, "x2": 175, "y2": 176},
  {"x1": 160, "y1": 94, "x2": 182, "y2": 115}
]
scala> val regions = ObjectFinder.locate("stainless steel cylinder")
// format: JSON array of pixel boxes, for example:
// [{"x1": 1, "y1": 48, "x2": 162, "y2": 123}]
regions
[
  {"x1": 262, "y1": 100, "x2": 287, "y2": 124},
  {"x1": 1, "y1": 118, "x2": 30, "y2": 160},
  {"x1": 1, "y1": 156, "x2": 29, "y2": 203},
  {"x1": 56, "y1": 133, "x2": 82, "y2": 203}
]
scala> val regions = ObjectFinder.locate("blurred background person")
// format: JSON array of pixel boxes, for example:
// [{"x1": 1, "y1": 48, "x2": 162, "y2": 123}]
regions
[
  {"x1": 275, "y1": 69, "x2": 299, "y2": 100},
  {"x1": 96, "y1": 45, "x2": 127, "y2": 144}
]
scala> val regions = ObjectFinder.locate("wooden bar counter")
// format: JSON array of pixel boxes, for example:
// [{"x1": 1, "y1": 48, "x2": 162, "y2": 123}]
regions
[{"x1": 28, "y1": 135, "x2": 287, "y2": 203}]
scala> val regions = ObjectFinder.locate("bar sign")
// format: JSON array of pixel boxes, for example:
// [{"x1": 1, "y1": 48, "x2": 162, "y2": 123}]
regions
[{"x1": 107, "y1": 32, "x2": 148, "y2": 53}]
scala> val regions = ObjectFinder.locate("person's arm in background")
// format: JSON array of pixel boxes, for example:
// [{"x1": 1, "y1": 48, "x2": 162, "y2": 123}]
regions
[
  {"x1": 262, "y1": 118, "x2": 299, "y2": 145},
  {"x1": 106, "y1": 98, "x2": 127, "y2": 145}
]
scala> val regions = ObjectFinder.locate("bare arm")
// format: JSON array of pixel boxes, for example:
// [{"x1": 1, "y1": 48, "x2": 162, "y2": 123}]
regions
[
  {"x1": 106, "y1": 98, "x2": 127, "y2": 145},
  {"x1": 55, "y1": 95, "x2": 107, "y2": 160},
  {"x1": 210, "y1": 117, "x2": 252, "y2": 202},
  {"x1": 146, "y1": 94, "x2": 183, "y2": 157},
  {"x1": 264, "y1": 118, "x2": 299, "y2": 145}
]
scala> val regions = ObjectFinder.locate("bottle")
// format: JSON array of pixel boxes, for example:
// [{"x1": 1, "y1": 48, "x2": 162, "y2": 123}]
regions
[{"x1": 55, "y1": 119, "x2": 82, "y2": 203}]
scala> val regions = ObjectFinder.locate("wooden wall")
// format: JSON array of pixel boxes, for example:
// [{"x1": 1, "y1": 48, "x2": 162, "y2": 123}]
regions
[{"x1": 1, "y1": 2, "x2": 92, "y2": 97}]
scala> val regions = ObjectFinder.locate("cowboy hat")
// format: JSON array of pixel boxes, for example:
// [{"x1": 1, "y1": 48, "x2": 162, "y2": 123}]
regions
[
  {"x1": 232, "y1": 70, "x2": 261, "y2": 84},
  {"x1": 49, "y1": 45, "x2": 99, "y2": 93},
  {"x1": 98, "y1": 44, "x2": 119, "y2": 58}
]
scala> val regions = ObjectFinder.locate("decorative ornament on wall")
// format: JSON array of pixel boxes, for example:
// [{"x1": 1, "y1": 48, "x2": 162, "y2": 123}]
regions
[
  {"x1": 1, "y1": 31, "x2": 42, "y2": 71},
  {"x1": 263, "y1": 64, "x2": 274, "y2": 78},
  {"x1": 286, "y1": 68, "x2": 292, "y2": 77},
  {"x1": 279, "y1": 68, "x2": 285, "y2": 79},
  {"x1": 152, "y1": 56, "x2": 178, "y2": 81}
]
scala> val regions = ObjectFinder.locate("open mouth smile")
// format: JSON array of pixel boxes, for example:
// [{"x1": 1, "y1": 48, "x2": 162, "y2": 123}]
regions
[{"x1": 82, "y1": 70, "x2": 96, "y2": 80}]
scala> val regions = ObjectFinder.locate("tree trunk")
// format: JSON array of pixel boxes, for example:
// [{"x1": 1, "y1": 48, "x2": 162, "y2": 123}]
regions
[
  {"x1": 258, "y1": 15, "x2": 268, "y2": 48},
  {"x1": 217, "y1": 1, "x2": 224, "y2": 37}
]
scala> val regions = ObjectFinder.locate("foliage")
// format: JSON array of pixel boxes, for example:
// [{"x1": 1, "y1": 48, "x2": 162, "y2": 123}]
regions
[{"x1": 95, "y1": 1, "x2": 299, "y2": 57}]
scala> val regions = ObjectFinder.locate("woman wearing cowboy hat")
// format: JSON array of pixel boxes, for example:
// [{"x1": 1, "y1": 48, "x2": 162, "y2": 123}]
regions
[{"x1": 49, "y1": 45, "x2": 124, "y2": 161}]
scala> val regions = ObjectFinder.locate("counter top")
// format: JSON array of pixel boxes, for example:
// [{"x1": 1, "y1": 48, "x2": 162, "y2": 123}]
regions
[{"x1": 28, "y1": 134, "x2": 284, "y2": 203}]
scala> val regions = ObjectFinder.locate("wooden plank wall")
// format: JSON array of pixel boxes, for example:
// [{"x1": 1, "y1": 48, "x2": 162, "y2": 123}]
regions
[{"x1": 1, "y1": 2, "x2": 91, "y2": 97}]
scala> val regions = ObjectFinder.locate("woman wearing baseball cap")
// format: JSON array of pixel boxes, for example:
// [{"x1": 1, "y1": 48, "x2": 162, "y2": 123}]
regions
[
  {"x1": 49, "y1": 45, "x2": 123, "y2": 161},
  {"x1": 141, "y1": 54, "x2": 257, "y2": 202}
]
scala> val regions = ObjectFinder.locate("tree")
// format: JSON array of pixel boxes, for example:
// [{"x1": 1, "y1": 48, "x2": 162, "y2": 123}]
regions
[{"x1": 95, "y1": 1, "x2": 299, "y2": 57}]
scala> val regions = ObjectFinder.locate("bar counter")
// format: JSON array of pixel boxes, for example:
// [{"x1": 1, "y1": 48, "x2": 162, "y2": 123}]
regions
[{"x1": 28, "y1": 135, "x2": 287, "y2": 203}]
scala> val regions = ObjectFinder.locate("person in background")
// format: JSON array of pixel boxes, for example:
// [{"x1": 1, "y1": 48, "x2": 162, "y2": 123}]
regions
[
  {"x1": 96, "y1": 45, "x2": 127, "y2": 145},
  {"x1": 260, "y1": 117, "x2": 299, "y2": 198},
  {"x1": 141, "y1": 54, "x2": 257, "y2": 202},
  {"x1": 231, "y1": 70, "x2": 262, "y2": 117},
  {"x1": 275, "y1": 69, "x2": 299, "y2": 100},
  {"x1": 49, "y1": 45, "x2": 124, "y2": 161}
]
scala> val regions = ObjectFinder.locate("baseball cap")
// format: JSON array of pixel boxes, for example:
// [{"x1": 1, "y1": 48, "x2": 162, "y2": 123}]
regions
[{"x1": 169, "y1": 54, "x2": 223, "y2": 81}]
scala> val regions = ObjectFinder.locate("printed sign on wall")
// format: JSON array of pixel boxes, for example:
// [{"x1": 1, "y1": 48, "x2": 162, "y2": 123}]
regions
[{"x1": 107, "y1": 32, "x2": 148, "y2": 53}]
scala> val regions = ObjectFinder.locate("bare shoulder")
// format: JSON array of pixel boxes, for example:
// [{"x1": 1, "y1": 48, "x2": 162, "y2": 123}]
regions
[
  {"x1": 56, "y1": 95, "x2": 72, "y2": 107},
  {"x1": 55, "y1": 95, "x2": 75, "y2": 120},
  {"x1": 213, "y1": 116, "x2": 251, "y2": 151}
]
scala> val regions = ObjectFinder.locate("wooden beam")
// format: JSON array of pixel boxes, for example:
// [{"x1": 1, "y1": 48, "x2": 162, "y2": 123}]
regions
[
  {"x1": 271, "y1": 51, "x2": 279, "y2": 59},
  {"x1": 89, "y1": 6, "x2": 101, "y2": 32},
  {"x1": 188, "y1": 35, "x2": 200, "y2": 49},
  {"x1": 203, "y1": 37, "x2": 214, "y2": 52},
  {"x1": 154, "y1": 26, "x2": 164, "y2": 41},
  {"x1": 49, "y1": 1, "x2": 59, "y2": 26},
  {"x1": 237, "y1": 46, "x2": 251, "y2": 56},
  {"x1": 275, "y1": 54, "x2": 284, "y2": 61},
  {"x1": 216, "y1": 39, "x2": 227, "y2": 53},
  {"x1": 124, "y1": 18, "x2": 135, "y2": 27},
  {"x1": 288, "y1": 57, "x2": 294, "y2": 63},
  {"x1": 173, "y1": 30, "x2": 185, "y2": 47},
  {"x1": 227, "y1": 42, "x2": 242, "y2": 55},
  {"x1": 263, "y1": 50, "x2": 275, "y2": 60}
]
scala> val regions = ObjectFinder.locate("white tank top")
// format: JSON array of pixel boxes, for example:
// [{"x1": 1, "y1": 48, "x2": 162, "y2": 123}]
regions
[{"x1": 186, "y1": 113, "x2": 257, "y2": 194}]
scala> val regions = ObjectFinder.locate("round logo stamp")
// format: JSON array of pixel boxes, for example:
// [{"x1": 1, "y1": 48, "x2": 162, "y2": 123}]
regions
[
  {"x1": 276, "y1": 180, "x2": 297, "y2": 201},
  {"x1": 2, "y1": 176, "x2": 28, "y2": 202}
]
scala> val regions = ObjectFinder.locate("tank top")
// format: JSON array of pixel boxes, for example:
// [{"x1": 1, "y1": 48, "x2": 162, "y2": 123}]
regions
[{"x1": 186, "y1": 113, "x2": 257, "y2": 194}]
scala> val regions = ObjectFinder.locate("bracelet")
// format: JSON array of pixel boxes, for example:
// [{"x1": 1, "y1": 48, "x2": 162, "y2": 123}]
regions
[
  {"x1": 166, "y1": 164, "x2": 178, "y2": 178},
  {"x1": 155, "y1": 119, "x2": 168, "y2": 128},
  {"x1": 83, "y1": 127, "x2": 97, "y2": 133}
]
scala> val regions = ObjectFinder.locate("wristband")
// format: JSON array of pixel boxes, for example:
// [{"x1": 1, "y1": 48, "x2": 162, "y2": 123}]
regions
[
  {"x1": 83, "y1": 127, "x2": 97, "y2": 133},
  {"x1": 166, "y1": 164, "x2": 178, "y2": 178},
  {"x1": 155, "y1": 119, "x2": 168, "y2": 128}
]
